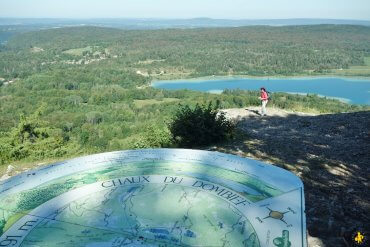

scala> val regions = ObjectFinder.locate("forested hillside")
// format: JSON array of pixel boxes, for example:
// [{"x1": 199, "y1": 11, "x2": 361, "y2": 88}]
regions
[
  {"x1": 0, "y1": 25, "x2": 369, "y2": 167},
  {"x1": 1, "y1": 25, "x2": 370, "y2": 80}
]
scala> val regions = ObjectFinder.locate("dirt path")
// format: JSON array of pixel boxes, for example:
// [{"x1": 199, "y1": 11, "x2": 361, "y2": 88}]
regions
[
  {"x1": 215, "y1": 107, "x2": 370, "y2": 247},
  {"x1": 222, "y1": 106, "x2": 317, "y2": 119}
]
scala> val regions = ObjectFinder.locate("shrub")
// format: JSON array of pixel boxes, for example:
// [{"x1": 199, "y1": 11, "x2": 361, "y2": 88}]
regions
[
  {"x1": 0, "y1": 104, "x2": 70, "y2": 164},
  {"x1": 169, "y1": 103, "x2": 234, "y2": 148},
  {"x1": 85, "y1": 111, "x2": 103, "y2": 125},
  {"x1": 132, "y1": 125, "x2": 172, "y2": 149}
]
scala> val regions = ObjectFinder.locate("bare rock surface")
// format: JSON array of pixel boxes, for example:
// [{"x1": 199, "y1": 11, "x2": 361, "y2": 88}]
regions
[{"x1": 216, "y1": 107, "x2": 370, "y2": 247}]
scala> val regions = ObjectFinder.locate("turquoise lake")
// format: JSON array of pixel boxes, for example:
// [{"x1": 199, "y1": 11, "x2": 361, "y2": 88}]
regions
[{"x1": 152, "y1": 77, "x2": 370, "y2": 105}]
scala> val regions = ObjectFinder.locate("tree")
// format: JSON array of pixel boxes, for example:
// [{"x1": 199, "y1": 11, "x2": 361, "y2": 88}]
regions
[
  {"x1": 85, "y1": 111, "x2": 103, "y2": 125},
  {"x1": 132, "y1": 125, "x2": 171, "y2": 149},
  {"x1": 0, "y1": 103, "x2": 68, "y2": 164},
  {"x1": 168, "y1": 103, "x2": 235, "y2": 148}
]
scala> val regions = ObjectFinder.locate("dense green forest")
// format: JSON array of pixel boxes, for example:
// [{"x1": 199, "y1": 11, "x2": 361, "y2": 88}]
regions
[
  {"x1": 0, "y1": 25, "x2": 369, "y2": 166},
  {"x1": 1, "y1": 25, "x2": 370, "y2": 80}
]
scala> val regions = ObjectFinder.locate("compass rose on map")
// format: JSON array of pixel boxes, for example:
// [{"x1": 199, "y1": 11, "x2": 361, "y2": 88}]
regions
[{"x1": 263, "y1": 207, "x2": 290, "y2": 225}]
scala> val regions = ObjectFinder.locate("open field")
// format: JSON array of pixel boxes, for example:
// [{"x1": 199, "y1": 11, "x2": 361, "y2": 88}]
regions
[
  {"x1": 62, "y1": 46, "x2": 94, "y2": 56},
  {"x1": 133, "y1": 98, "x2": 180, "y2": 108},
  {"x1": 330, "y1": 57, "x2": 370, "y2": 76}
]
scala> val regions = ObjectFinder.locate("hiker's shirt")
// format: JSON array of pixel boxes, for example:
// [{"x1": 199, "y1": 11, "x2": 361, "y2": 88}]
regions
[{"x1": 261, "y1": 91, "x2": 268, "y2": 101}]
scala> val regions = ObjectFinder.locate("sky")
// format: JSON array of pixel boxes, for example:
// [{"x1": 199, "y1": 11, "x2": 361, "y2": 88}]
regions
[{"x1": 0, "y1": 0, "x2": 369, "y2": 20}]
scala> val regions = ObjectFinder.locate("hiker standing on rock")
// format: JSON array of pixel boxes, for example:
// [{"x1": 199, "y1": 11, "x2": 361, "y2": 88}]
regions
[{"x1": 259, "y1": 87, "x2": 269, "y2": 116}]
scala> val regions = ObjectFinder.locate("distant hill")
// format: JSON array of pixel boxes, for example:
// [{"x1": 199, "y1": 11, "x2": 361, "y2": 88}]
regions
[
  {"x1": 1, "y1": 18, "x2": 369, "y2": 45},
  {"x1": 1, "y1": 18, "x2": 370, "y2": 30},
  {"x1": 2, "y1": 24, "x2": 369, "y2": 78}
]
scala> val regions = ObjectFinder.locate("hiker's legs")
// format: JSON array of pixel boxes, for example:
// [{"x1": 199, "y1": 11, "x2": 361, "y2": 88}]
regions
[{"x1": 261, "y1": 100, "x2": 268, "y2": 116}]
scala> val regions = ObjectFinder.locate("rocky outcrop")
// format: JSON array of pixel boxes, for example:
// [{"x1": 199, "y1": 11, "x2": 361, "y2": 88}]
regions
[{"x1": 217, "y1": 107, "x2": 370, "y2": 247}]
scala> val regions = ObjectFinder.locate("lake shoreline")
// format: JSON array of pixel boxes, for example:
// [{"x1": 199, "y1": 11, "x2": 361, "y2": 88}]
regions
[
  {"x1": 151, "y1": 74, "x2": 370, "y2": 85},
  {"x1": 152, "y1": 75, "x2": 370, "y2": 105}
]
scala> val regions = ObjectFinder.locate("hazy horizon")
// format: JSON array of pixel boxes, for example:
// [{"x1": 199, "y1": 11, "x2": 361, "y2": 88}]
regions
[
  {"x1": 1, "y1": 0, "x2": 369, "y2": 20},
  {"x1": 1, "y1": 17, "x2": 370, "y2": 21}
]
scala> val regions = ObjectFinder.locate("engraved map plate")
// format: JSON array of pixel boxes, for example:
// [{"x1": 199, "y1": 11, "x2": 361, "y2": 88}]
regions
[{"x1": 0, "y1": 149, "x2": 307, "y2": 247}]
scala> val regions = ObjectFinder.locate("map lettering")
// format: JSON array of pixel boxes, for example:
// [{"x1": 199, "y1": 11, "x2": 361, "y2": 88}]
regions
[
  {"x1": 219, "y1": 191, "x2": 247, "y2": 206},
  {"x1": 101, "y1": 180, "x2": 115, "y2": 188},
  {"x1": 102, "y1": 176, "x2": 151, "y2": 188},
  {"x1": 192, "y1": 180, "x2": 248, "y2": 206},
  {"x1": 288, "y1": 207, "x2": 296, "y2": 214},
  {"x1": 164, "y1": 176, "x2": 183, "y2": 184},
  {"x1": 18, "y1": 220, "x2": 38, "y2": 231},
  {"x1": 0, "y1": 236, "x2": 21, "y2": 246},
  {"x1": 202, "y1": 183, "x2": 215, "y2": 190},
  {"x1": 218, "y1": 190, "x2": 235, "y2": 199},
  {"x1": 213, "y1": 186, "x2": 226, "y2": 194},
  {"x1": 192, "y1": 180, "x2": 204, "y2": 188},
  {"x1": 256, "y1": 217, "x2": 263, "y2": 223},
  {"x1": 231, "y1": 197, "x2": 248, "y2": 206},
  {"x1": 121, "y1": 177, "x2": 135, "y2": 184},
  {"x1": 234, "y1": 199, "x2": 248, "y2": 206}
]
